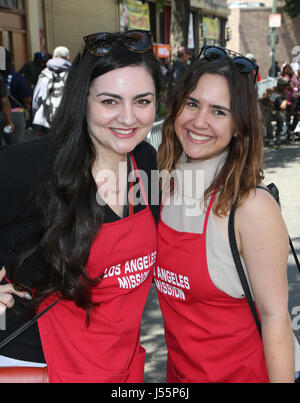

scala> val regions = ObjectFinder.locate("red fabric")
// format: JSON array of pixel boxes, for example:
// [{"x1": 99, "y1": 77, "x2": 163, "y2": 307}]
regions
[
  {"x1": 155, "y1": 192, "x2": 269, "y2": 383},
  {"x1": 38, "y1": 154, "x2": 157, "y2": 383},
  {"x1": 0, "y1": 367, "x2": 48, "y2": 383}
]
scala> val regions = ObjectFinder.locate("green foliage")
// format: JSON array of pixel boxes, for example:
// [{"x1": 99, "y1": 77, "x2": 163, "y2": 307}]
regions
[
  {"x1": 283, "y1": 0, "x2": 300, "y2": 18},
  {"x1": 156, "y1": 0, "x2": 167, "y2": 10}
]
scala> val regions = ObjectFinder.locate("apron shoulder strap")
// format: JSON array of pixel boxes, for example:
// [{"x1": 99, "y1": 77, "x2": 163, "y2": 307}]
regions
[{"x1": 129, "y1": 152, "x2": 149, "y2": 207}]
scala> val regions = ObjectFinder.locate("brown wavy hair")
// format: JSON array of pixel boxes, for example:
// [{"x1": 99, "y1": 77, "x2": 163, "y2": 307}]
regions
[{"x1": 158, "y1": 57, "x2": 264, "y2": 216}]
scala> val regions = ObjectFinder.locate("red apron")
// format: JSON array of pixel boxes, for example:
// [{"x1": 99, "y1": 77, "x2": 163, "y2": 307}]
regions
[
  {"x1": 38, "y1": 154, "x2": 157, "y2": 383},
  {"x1": 155, "y1": 191, "x2": 269, "y2": 383}
]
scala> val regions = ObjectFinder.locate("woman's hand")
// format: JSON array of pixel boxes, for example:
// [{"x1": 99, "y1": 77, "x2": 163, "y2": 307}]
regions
[{"x1": 0, "y1": 267, "x2": 31, "y2": 315}]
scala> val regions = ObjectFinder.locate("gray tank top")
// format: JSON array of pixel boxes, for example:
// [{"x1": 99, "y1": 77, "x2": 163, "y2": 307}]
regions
[{"x1": 160, "y1": 151, "x2": 253, "y2": 299}]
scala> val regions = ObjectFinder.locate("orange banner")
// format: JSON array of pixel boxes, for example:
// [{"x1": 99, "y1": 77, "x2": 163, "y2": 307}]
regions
[{"x1": 153, "y1": 44, "x2": 170, "y2": 59}]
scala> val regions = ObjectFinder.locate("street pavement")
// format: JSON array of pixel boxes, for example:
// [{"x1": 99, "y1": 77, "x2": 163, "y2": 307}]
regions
[{"x1": 141, "y1": 139, "x2": 300, "y2": 383}]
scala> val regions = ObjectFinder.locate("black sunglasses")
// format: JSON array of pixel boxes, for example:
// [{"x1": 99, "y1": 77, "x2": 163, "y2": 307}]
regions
[
  {"x1": 198, "y1": 45, "x2": 259, "y2": 85},
  {"x1": 81, "y1": 30, "x2": 153, "y2": 58}
]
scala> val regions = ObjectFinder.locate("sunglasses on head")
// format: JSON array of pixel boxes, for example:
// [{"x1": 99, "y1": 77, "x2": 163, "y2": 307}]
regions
[
  {"x1": 198, "y1": 45, "x2": 259, "y2": 85},
  {"x1": 81, "y1": 30, "x2": 153, "y2": 58}
]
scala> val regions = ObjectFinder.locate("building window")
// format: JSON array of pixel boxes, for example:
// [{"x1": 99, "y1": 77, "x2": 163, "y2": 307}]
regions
[{"x1": 0, "y1": 0, "x2": 25, "y2": 11}]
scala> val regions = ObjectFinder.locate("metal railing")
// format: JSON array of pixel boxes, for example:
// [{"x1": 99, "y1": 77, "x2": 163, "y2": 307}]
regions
[{"x1": 146, "y1": 119, "x2": 164, "y2": 151}]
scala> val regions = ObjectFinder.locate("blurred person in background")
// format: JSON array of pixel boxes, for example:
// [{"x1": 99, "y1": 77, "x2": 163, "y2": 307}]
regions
[
  {"x1": 169, "y1": 46, "x2": 191, "y2": 91},
  {"x1": 0, "y1": 74, "x2": 14, "y2": 145},
  {"x1": 260, "y1": 77, "x2": 289, "y2": 147},
  {"x1": 19, "y1": 52, "x2": 47, "y2": 94},
  {"x1": 281, "y1": 64, "x2": 299, "y2": 88},
  {"x1": 0, "y1": 49, "x2": 31, "y2": 145},
  {"x1": 268, "y1": 61, "x2": 281, "y2": 78},
  {"x1": 32, "y1": 46, "x2": 71, "y2": 136}
]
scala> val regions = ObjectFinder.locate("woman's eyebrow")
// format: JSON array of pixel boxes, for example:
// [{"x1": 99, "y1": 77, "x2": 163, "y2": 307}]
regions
[
  {"x1": 210, "y1": 104, "x2": 231, "y2": 113},
  {"x1": 96, "y1": 91, "x2": 155, "y2": 100},
  {"x1": 187, "y1": 96, "x2": 231, "y2": 112},
  {"x1": 133, "y1": 92, "x2": 155, "y2": 100},
  {"x1": 187, "y1": 96, "x2": 200, "y2": 104},
  {"x1": 96, "y1": 92, "x2": 121, "y2": 99}
]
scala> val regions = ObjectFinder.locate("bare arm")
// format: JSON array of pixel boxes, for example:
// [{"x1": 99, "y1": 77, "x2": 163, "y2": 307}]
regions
[
  {"x1": 236, "y1": 189, "x2": 294, "y2": 383},
  {"x1": 22, "y1": 96, "x2": 32, "y2": 112},
  {"x1": 0, "y1": 97, "x2": 14, "y2": 132}
]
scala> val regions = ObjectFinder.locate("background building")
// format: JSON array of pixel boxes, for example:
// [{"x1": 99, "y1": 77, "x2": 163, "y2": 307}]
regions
[
  {"x1": 43, "y1": 0, "x2": 119, "y2": 59},
  {"x1": 119, "y1": 0, "x2": 229, "y2": 59},
  {"x1": 0, "y1": 0, "x2": 119, "y2": 70},
  {"x1": 192, "y1": 0, "x2": 230, "y2": 50},
  {"x1": 0, "y1": 0, "x2": 231, "y2": 70},
  {"x1": 226, "y1": 0, "x2": 300, "y2": 78},
  {"x1": 0, "y1": 0, "x2": 28, "y2": 70}
]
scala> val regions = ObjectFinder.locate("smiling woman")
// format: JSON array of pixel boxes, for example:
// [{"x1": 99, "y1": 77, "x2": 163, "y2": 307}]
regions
[
  {"x1": 0, "y1": 30, "x2": 162, "y2": 383},
  {"x1": 174, "y1": 73, "x2": 235, "y2": 162},
  {"x1": 156, "y1": 52, "x2": 294, "y2": 383},
  {"x1": 86, "y1": 66, "x2": 156, "y2": 159}
]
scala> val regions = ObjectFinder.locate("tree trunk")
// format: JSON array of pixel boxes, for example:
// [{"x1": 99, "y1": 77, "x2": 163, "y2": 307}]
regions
[{"x1": 170, "y1": 0, "x2": 191, "y2": 62}]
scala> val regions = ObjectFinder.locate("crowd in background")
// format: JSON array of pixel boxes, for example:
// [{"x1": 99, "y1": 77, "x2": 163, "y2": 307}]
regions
[
  {"x1": 0, "y1": 47, "x2": 71, "y2": 145},
  {"x1": 260, "y1": 60, "x2": 300, "y2": 146}
]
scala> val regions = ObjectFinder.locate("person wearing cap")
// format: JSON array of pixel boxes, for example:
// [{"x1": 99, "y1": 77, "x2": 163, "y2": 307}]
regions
[
  {"x1": 169, "y1": 46, "x2": 191, "y2": 92},
  {"x1": 19, "y1": 52, "x2": 47, "y2": 94},
  {"x1": 260, "y1": 77, "x2": 289, "y2": 147},
  {"x1": 32, "y1": 46, "x2": 72, "y2": 134}
]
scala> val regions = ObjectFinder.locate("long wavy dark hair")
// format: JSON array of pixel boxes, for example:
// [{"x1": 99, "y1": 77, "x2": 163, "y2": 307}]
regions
[
  {"x1": 11, "y1": 44, "x2": 162, "y2": 322},
  {"x1": 158, "y1": 57, "x2": 264, "y2": 216}
]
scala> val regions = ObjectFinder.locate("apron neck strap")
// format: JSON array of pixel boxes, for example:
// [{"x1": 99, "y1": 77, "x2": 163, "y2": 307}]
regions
[{"x1": 129, "y1": 152, "x2": 149, "y2": 208}]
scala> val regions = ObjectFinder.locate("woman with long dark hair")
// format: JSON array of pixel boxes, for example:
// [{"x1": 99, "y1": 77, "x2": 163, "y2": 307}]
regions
[
  {"x1": 0, "y1": 30, "x2": 162, "y2": 383},
  {"x1": 156, "y1": 47, "x2": 294, "y2": 383}
]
